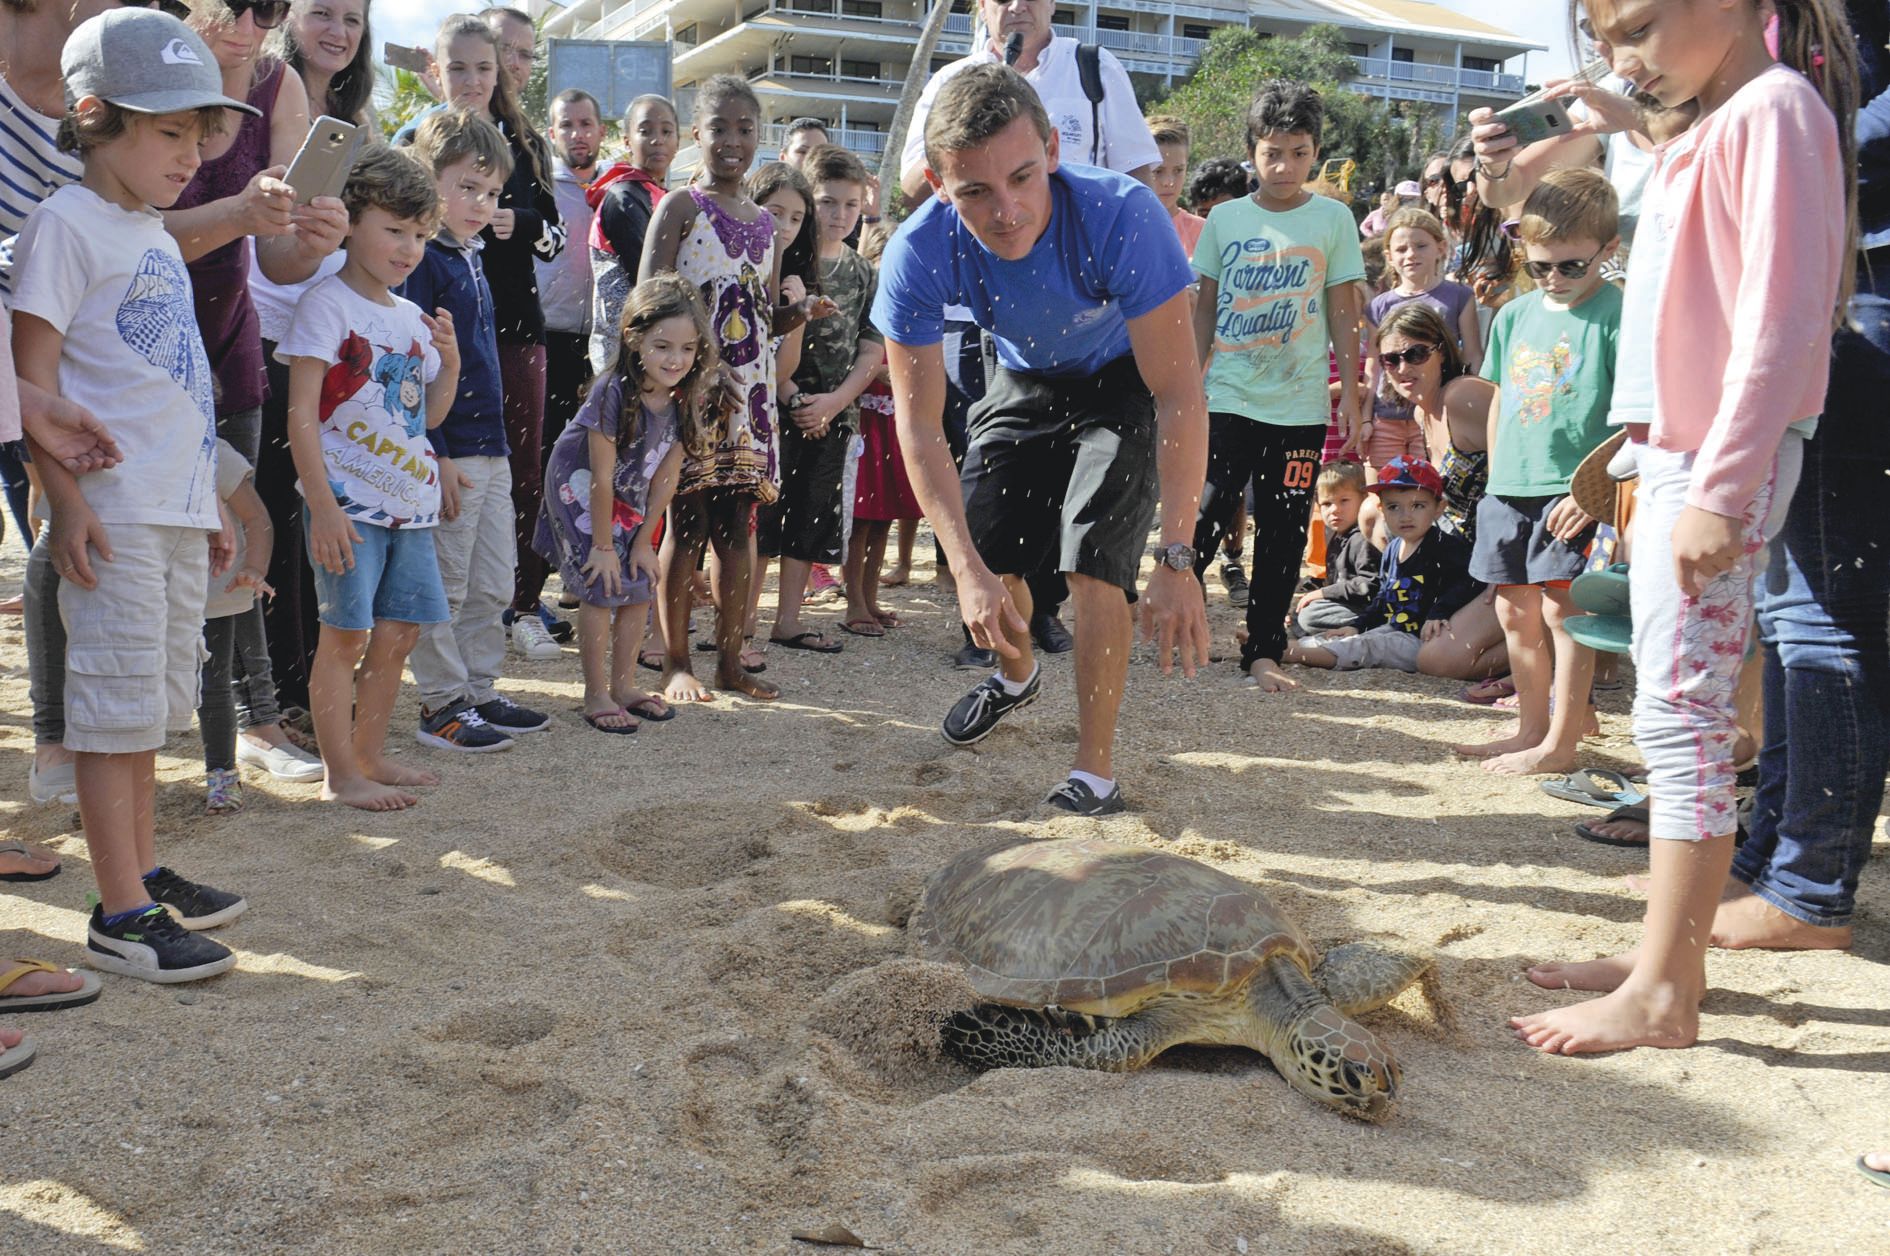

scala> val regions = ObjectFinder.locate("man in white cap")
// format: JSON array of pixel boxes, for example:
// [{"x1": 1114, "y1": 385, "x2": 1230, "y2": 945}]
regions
[{"x1": 10, "y1": 7, "x2": 264, "y2": 986}]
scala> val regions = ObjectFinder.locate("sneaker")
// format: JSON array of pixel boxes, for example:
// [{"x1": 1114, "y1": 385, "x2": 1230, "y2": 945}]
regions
[
  {"x1": 144, "y1": 866, "x2": 248, "y2": 929},
  {"x1": 235, "y1": 734, "x2": 324, "y2": 782},
  {"x1": 28, "y1": 760, "x2": 77, "y2": 806},
  {"x1": 952, "y1": 642, "x2": 998, "y2": 671},
  {"x1": 1044, "y1": 777, "x2": 1127, "y2": 816},
  {"x1": 417, "y1": 700, "x2": 515, "y2": 753},
  {"x1": 204, "y1": 769, "x2": 244, "y2": 816},
  {"x1": 1030, "y1": 612, "x2": 1074, "y2": 654},
  {"x1": 86, "y1": 903, "x2": 235, "y2": 983},
  {"x1": 808, "y1": 564, "x2": 841, "y2": 596},
  {"x1": 474, "y1": 694, "x2": 552, "y2": 734},
  {"x1": 943, "y1": 668, "x2": 1040, "y2": 746},
  {"x1": 508, "y1": 611, "x2": 562, "y2": 661},
  {"x1": 537, "y1": 603, "x2": 576, "y2": 643},
  {"x1": 1221, "y1": 561, "x2": 1250, "y2": 609}
]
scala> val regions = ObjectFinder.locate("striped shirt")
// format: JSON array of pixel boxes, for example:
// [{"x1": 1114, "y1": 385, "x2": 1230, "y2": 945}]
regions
[{"x1": 0, "y1": 72, "x2": 82, "y2": 301}]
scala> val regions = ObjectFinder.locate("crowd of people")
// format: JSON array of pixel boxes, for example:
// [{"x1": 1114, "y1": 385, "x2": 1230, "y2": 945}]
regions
[{"x1": 0, "y1": 0, "x2": 1884, "y2": 1181}]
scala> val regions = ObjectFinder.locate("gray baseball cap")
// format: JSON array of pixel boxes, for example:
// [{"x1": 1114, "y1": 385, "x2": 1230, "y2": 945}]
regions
[{"x1": 63, "y1": 9, "x2": 262, "y2": 119}]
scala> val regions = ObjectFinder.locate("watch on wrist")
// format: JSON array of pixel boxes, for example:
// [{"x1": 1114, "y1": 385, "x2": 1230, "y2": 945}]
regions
[{"x1": 1155, "y1": 542, "x2": 1196, "y2": 571}]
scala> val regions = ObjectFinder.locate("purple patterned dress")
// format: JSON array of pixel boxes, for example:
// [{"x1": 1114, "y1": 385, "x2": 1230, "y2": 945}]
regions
[{"x1": 675, "y1": 188, "x2": 777, "y2": 500}]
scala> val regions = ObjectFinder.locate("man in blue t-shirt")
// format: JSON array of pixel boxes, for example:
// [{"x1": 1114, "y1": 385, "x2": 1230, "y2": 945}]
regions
[{"x1": 872, "y1": 64, "x2": 1209, "y2": 817}]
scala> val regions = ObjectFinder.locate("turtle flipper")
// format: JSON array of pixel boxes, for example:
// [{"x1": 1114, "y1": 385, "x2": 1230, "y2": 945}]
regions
[
  {"x1": 1313, "y1": 944, "x2": 1432, "y2": 1017},
  {"x1": 942, "y1": 1004, "x2": 1183, "y2": 1072}
]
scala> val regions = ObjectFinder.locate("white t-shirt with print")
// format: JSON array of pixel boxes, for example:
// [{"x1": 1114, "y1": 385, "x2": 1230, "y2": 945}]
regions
[
  {"x1": 275, "y1": 274, "x2": 442, "y2": 529},
  {"x1": 900, "y1": 37, "x2": 1160, "y2": 180},
  {"x1": 11, "y1": 184, "x2": 219, "y2": 528}
]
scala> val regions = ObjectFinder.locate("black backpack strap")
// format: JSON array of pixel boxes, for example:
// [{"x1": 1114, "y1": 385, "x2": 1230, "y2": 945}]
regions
[{"x1": 1076, "y1": 42, "x2": 1103, "y2": 165}]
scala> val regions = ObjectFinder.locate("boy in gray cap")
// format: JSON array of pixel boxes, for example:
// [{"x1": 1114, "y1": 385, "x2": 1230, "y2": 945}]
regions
[{"x1": 9, "y1": 8, "x2": 262, "y2": 985}]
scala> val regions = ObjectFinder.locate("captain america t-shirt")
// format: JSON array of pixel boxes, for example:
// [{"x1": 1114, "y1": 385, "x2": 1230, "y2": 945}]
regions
[{"x1": 1193, "y1": 192, "x2": 1364, "y2": 426}]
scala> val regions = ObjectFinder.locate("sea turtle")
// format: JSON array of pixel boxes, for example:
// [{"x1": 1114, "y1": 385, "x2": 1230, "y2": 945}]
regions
[{"x1": 918, "y1": 837, "x2": 1434, "y2": 1121}]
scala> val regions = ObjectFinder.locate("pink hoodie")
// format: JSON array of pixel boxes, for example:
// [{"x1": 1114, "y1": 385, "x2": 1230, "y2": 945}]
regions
[{"x1": 1644, "y1": 64, "x2": 1844, "y2": 518}]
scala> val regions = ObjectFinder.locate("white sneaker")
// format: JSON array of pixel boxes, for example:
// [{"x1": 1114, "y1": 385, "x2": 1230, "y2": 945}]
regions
[
  {"x1": 28, "y1": 761, "x2": 77, "y2": 806},
  {"x1": 235, "y1": 735, "x2": 325, "y2": 782},
  {"x1": 510, "y1": 612, "x2": 562, "y2": 660}
]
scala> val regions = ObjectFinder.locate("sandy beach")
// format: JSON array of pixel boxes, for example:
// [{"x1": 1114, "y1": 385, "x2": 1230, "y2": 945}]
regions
[{"x1": 3, "y1": 534, "x2": 1887, "y2": 1255}]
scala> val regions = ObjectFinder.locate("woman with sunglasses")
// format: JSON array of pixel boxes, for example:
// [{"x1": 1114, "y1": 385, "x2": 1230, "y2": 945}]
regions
[{"x1": 165, "y1": 0, "x2": 348, "y2": 796}]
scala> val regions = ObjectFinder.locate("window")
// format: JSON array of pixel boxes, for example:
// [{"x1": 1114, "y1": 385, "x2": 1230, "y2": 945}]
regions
[
  {"x1": 675, "y1": 21, "x2": 698, "y2": 44},
  {"x1": 1463, "y1": 55, "x2": 1500, "y2": 73},
  {"x1": 1053, "y1": 9, "x2": 1075, "y2": 24},
  {"x1": 841, "y1": 0, "x2": 882, "y2": 15},
  {"x1": 1346, "y1": 42, "x2": 1369, "y2": 56},
  {"x1": 792, "y1": 0, "x2": 834, "y2": 9},
  {"x1": 790, "y1": 54, "x2": 833, "y2": 75},
  {"x1": 1182, "y1": 23, "x2": 1212, "y2": 40},
  {"x1": 841, "y1": 58, "x2": 880, "y2": 79},
  {"x1": 1095, "y1": 14, "x2": 1129, "y2": 30},
  {"x1": 1390, "y1": 47, "x2": 1415, "y2": 62}
]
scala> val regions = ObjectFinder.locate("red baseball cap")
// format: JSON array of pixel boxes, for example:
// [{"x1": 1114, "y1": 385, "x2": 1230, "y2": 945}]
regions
[{"x1": 1367, "y1": 456, "x2": 1444, "y2": 498}]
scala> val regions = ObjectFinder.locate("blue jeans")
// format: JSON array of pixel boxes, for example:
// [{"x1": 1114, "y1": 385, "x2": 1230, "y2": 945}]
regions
[{"x1": 1732, "y1": 265, "x2": 1890, "y2": 926}]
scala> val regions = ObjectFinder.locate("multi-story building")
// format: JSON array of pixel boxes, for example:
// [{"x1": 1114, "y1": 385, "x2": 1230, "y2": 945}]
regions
[{"x1": 540, "y1": 0, "x2": 1542, "y2": 166}]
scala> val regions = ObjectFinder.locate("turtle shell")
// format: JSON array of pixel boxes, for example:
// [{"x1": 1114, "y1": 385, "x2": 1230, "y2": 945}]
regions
[{"x1": 918, "y1": 837, "x2": 1314, "y2": 1017}]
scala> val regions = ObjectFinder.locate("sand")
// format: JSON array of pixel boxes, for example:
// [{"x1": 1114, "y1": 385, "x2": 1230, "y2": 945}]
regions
[{"x1": 2, "y1": 534, "x2": 1887, "y2": 1256}]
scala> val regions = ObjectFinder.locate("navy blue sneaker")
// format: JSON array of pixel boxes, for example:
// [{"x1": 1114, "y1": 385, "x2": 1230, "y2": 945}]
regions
[{"x1": 942, "y1": 668, "x2": 1040, "y2": 746}]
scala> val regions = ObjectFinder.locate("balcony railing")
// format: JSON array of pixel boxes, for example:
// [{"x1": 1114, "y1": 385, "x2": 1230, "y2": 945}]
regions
[
  {"x1": 748, "y1": 66, "x2": 905, "y2": 91},
  {"x1": 940, "y1": 16, "x2": 1209, "y2": 61},
  {"x1": 761, "y1": 121, "x2": 889, "y2": 157},
  {"x1": 1351, "y1": 55, "x2": 1524, "y2": 95}
]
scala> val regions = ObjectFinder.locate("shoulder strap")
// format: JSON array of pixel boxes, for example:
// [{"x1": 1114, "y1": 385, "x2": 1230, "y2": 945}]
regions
[{"x1": 1076, "y1": 43, "x2": 1103, "y2": 165}]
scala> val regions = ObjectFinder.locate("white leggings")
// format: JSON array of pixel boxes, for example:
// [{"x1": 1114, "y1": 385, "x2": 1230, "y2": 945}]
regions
[{"x1": 1629, "y1": 436, "x2": 1802, "y2": 842}]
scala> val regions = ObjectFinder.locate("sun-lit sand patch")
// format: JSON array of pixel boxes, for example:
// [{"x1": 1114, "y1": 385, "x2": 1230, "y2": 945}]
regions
[
  {"x1": 581, "y1": 883, "x2": 640, "y2": 901},
  {"x1": 440, "y1": 849, "x2": 517, "y2": 887},
  {"x1": 230, "y1": 951, "x2": 362, "y2": 982},
  {"x1": 351, "y1": 834, "x2": 401, "y2": 850},
  {"x1": 778, "y1": 899, "x2": 897, "y2": 938},
  {"x1": 0, "y1": 1181, "x2": 146, "y2": 1250}
]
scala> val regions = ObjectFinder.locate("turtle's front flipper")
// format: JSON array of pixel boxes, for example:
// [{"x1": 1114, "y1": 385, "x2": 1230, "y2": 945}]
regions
[
  {"x1": 1314, "y1": 944, "x2": 1432, "y2": 1017},
  {"x1": 942, "y1": 1004, "x2": 1187, "y2": 1072}
]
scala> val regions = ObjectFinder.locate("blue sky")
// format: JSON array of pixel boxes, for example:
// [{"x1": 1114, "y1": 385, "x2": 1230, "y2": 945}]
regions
[{"x1": 379, "y1": 2, "x2": 1579, "y2": 83}]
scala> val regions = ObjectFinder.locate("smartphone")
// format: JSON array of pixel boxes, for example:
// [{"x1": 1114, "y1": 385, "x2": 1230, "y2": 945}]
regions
[
  {"x1": 284, "y1": 117, "x2": 364, "y2": 205},
  {"x1": 383, "y1": 42, "x2": 433, "y2": 74},
  {"x1": 1493, "y1": 97, "x2": 1573, "y2": 147}
]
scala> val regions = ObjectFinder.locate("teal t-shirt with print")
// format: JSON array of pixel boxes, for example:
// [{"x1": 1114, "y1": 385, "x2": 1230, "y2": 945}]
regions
[
  {"x1": 1481, "y1": 285, "x2": 1622, "y2": 496},
  {"x1": 1192, "y1": 193, "x2": 1364, "y2": 426}
]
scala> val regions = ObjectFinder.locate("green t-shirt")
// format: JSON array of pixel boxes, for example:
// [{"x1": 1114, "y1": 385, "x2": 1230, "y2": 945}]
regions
[
  {"x1": 1481, "y1": 285, "x2": 1623, "y2": 496},
  {"x1": 1192, "y1": 194, "x2": 1364, "y2": 426}
]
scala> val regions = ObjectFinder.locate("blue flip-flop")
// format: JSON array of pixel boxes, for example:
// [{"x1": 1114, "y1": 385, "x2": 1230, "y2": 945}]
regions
[
  {"x1": 1857, "y1": 1156, "x2": 1890, "y2": 1189},
  {"x1": 1541, "y1": 769, "x2": 1647, "y2": 810}
]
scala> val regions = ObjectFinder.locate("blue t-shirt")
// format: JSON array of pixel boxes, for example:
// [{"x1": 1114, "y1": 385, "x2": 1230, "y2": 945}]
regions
[{"x1": 871, "y1": 164, "x2": 1192, "y2": 377}]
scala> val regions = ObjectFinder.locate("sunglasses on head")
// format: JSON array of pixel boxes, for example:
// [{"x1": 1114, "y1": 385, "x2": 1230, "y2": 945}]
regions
[
  {"x1": 175, "y1": 0, "x2": 291, "y2": 29},
  {"x1": 1522, "y1": 243, "x2": 1607, "y2": 281},
  {"x1": 130, "y1": 0, "x2": 192, "y2": 17},
  {"x1": 1378, "y1": 343, "x2": 1438, "y2": 369}
]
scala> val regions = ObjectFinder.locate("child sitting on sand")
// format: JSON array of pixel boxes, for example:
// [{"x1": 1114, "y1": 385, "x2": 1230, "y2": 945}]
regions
[
  {"x1": 1292, "y1": 461, "x2": 1379, "y2": 637},
  {"x1": 535, "y1": 275, "x2": 713, "y2": 733},
  {"x1": 1285, "y1": 458, "x2": 1498, "y2": 678}
]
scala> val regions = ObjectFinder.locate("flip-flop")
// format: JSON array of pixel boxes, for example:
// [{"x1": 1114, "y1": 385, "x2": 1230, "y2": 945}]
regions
[
  {"x1": 872, "y1": 610, "x2": 903, "y2": 628},
  {"x1": 623, "y1": 697, "x2": 675, "y2": 722},
  {"x1": 583, "y1": 709, "x2": 639, "y2": 735},
  {"x1": 840, "y1": 618, "x2": 885, "y2": 638},
  {"x1": 0, "y1": 1036, "x2": 35, "y2": 1081},
  {"x1": 1541, "y1": 770, "x2": 1647, "y2": 810},
  {"x1": 1856, "y1": 1155, "x2": 1890, "y2": 1189},
  {"x1": 1575, "y1": 803, "x2": 1650, "y2": 847},
  {"x1": 0, "y1": 843, "x2": 61, "y2": 883},
  {"x1": 1460, "y1": 675, "x2": 1516, "y2": 704},
  {"x1": 769, "y1": 631, "x2": 843, "y2": 654},
  {"x1": 0, "y1": 961, "x2": 102, "y2": 1013}
]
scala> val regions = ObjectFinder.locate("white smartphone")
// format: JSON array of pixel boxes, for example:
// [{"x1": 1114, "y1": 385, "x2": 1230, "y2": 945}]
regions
[
  {"x1": 285, "y1": 116, "x2": 364, "y2": 205},
  {"x1": 1493, "y1": 97, "x2": 1574, "y2": 147}
]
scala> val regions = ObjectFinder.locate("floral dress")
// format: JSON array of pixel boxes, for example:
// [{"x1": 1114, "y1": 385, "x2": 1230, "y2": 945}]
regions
[
  {"x1": 675, "y1": 188, "x2": 777, "y2": 501},
  {"x1": 533, "y1": 373, "x2": 677, "y2": 608}
]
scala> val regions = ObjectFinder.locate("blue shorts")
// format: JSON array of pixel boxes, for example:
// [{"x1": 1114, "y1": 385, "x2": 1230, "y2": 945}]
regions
[{"x1": 307, "y1": 511, "x2": 450, "y2": 631}]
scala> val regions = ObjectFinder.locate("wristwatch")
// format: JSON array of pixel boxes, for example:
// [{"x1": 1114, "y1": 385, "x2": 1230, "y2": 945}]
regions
[{"x1": 1155, "y1": 542, "x2": 1196, "y2": 571}]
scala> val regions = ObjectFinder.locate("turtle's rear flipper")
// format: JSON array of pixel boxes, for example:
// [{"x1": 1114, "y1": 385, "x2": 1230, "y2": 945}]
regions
[{"x1": 942, "y1": 1004, "x2": 1168, "y2": 1072}]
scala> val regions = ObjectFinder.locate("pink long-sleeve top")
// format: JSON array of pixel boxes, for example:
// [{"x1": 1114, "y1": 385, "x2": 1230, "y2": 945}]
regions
[{"x1": 1645, "y1": 64, "x2": 1845, "y2": 518}]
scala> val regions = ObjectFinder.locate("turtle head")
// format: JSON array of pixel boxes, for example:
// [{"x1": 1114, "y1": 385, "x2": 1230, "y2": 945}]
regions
[{"x1": 1279, "y1": 1004, "x2": 1402, "y2": 1121}]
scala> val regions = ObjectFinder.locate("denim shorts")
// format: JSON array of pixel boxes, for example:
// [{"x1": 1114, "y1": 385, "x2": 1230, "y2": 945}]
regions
[{"x1": 307, "y1": 512, "x2": 450, "y2": 631}]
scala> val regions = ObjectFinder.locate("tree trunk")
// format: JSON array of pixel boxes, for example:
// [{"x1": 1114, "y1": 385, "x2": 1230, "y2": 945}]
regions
[{"x1": 879, "y1": 0, "x2": 958, "y2": 198}]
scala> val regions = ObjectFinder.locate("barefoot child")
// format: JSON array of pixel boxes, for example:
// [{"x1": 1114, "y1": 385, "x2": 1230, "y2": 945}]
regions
[
  {"x1": 281, "y1": 144, "x2": 462, "y2": 811},
  {"x1": 536, "y1": 274, "x2": 712, "y2": 732},
  {"x1": 1456, "y1": 168, "x2": 1621, "y2": 777},
  {"x1": 640, "y1": 74, "x2": 802, "y2": 704},
  {"x1": 11, "y1": 9, "x2": 259, "y2": 980},
  {"x1": 1512, "y1": 0, "x2": 1854, "y2": 1055}
]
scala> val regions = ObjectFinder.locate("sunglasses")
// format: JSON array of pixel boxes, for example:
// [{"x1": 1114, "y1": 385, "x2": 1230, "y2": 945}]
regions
[
  {"x1": 189, "y1": 0, "x2": 291, "y2": 29},
  {"x1": 1377, "y1": 343, "x2": 1438, "y2": 369},
  {"x1": 1423, "y1": 172, "x2": 1447, "y2": 185},
  {"x1": 131, "y1": 0, "x2": 192, "y2": 17},
  {"x1": 1522, "y1": 243, "x2": 1607, "y2": 280}
]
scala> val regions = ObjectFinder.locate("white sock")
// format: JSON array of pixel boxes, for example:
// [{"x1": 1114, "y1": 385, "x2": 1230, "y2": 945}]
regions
[
  {"x1": 995, "y1": 664, "x2": 1039, "y2": 697},
  {"x1": 1069, "y1": 769, "x2": 1115, "y2": 796}
]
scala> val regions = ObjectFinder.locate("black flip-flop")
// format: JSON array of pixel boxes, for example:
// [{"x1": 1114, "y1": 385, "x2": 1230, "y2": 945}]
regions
[
  {"x1": 583, "y1": 709, "x2": 638, "y2": 735},
  {"x1": 839, "y1": 619, "x2": 885, "y2": 638},
  {"x1": 1542, "y1": 769, "x2": 1646, "y2": 810},
  {"x1": 623, "y1": 698, "x2": 675, "y2": 722},
  {"x1": 770, "y1": 631, "x2": 842, "y2": 654},
  {"x1": 0, "y1": 843, "x2": 61, "y2": 883},
  {"x1": 1575, "y1": 803, "x2": 1650, "y2": 847},
  {"x1": 1856, "y1": 1155, "x2": 1890, "y2": 1189}
]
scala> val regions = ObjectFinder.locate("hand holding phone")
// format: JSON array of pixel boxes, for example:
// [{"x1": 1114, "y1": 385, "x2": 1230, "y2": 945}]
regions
[{"x1": 1492, "y1": 97, "x2": 1574, "y2": 147}]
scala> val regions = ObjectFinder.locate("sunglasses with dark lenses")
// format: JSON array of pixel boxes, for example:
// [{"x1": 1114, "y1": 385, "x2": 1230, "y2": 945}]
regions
[
  {"x1": 1522, "y1": 244, "x2": 1607, "y2": 281},
  {"x1": 1378, "y1": 343, "x2": 1438, "y2": 370},
  {"x1": 1423, "y1": 172, "x2": 1447, "y2": 185},
  {"x1": 132, "y1": 0, "x2": 193, "y2": 18},
  {"x1": 224, "y1": 0, "x2": 293, "y2": 29}
]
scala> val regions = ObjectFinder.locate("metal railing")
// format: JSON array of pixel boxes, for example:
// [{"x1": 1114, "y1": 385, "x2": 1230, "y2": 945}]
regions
[
  {"x1": 761, "y1": 121, "x2": 889, "y2": 156},
  {"x1": 748, "y1": 65, "x2": 905, "y2": 90},
  {"x1": 1351, "y1": 55, "x2": 1524, "y2": 95}
]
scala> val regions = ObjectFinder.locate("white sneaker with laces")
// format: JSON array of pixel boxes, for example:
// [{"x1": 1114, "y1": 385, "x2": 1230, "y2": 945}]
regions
[
  {"x1": 510, "y1": 612, "x2": 562, "y2": 660},
  {"x1": 28, "y1": 760, "x2": 77, "y2": 806},
  {"x1": 235, "y1": 734, "x2": 325, "y2": 782}
]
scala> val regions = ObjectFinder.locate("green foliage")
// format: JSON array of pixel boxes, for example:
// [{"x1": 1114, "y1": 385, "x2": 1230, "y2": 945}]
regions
[
  {"x1": 1154, "y1": 24, "x2": 1457, "y2": 201},
  {"x1": 375, "y1": 66, "x2": 437, "y2": 140}
]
